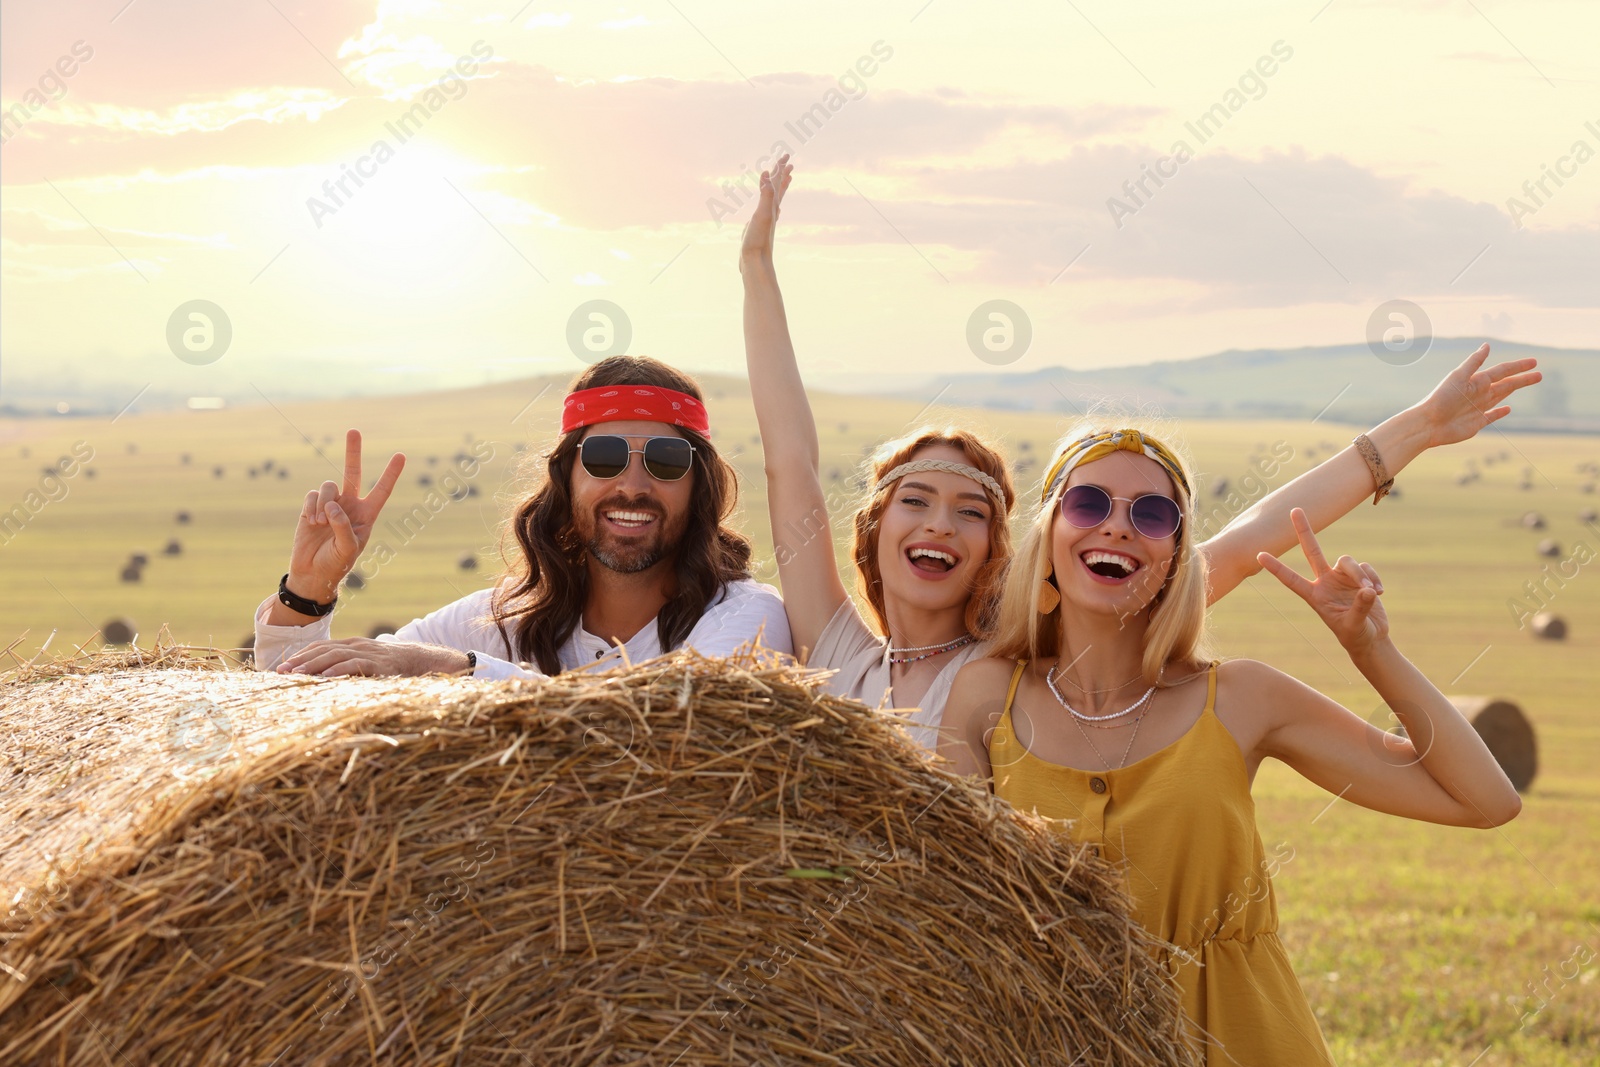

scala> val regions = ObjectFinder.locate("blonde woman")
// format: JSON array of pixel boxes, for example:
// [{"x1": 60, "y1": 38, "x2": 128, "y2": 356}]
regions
[
  {"x1": 938, "y1": 426, "x2": 1521, "y2": 1063},
  {"x1": 741, "y1": 153, "x2": 1541, "y2": 749}
]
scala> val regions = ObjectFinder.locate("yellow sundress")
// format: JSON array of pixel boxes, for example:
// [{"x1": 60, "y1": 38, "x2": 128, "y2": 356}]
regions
[{"x1": 990, "y1": 660, "x2": 1336, "y2": 1066}]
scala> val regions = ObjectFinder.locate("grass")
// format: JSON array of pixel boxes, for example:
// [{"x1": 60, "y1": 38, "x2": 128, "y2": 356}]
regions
[{"x1": 2, "y1": 375, "x2": 1597, "y2": 1064}]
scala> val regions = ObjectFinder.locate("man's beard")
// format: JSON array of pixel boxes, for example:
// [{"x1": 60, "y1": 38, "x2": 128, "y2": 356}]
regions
[{"x1": 578, "y1": 494, "x2": 688, "y2": 574}]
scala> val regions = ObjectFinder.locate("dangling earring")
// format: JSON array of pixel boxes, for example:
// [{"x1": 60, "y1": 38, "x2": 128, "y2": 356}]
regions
[{"x1": 1037, "y1": 557, "x2": 1061, "y2": 614}]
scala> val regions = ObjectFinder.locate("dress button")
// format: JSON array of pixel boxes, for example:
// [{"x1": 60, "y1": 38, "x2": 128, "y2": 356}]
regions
[
  {"x1": 595, "y1": 649, "x2": 605, "y2": 660},
  {"x1": 1089, "y1": 777, "x2": 1107, "y2": 794}
]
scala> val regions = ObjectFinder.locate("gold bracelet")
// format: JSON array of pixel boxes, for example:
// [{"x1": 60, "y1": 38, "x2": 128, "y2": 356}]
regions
[{"x1": 1352, "y1": 434, "x2": 1393, "y2": 504}]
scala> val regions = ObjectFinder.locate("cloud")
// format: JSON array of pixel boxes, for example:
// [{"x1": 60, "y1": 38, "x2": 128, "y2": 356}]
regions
[{"x1": 1, "y1": 208, "x2": 230, "y2": 249}]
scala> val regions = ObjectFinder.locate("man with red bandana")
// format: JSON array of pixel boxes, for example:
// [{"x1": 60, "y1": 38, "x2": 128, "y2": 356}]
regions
[{"x1": 253, "y1": 357, "x2": 791, "y2": 678}]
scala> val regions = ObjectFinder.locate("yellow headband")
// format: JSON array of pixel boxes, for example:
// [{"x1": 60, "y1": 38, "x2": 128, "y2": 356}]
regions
[{"x1": 1040, "y1": 429, "x2": 1191, "y2": 505}]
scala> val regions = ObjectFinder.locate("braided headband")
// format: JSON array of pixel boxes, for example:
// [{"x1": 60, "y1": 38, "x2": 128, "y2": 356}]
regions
[
  {"x1": 1039, "y1": 429, "x2": 1191, "y2": 505},
  {"x1": 562, "y1": 385, "x2": 710, "y2": 436},
  {"x1": 875, "y1": 459, "x2": 1006, "y2": 504}
]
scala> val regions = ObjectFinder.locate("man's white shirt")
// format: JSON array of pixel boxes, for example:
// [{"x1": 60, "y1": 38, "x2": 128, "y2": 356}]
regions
[{"x1": 253, "y1": 579, "x2": 792, "y2": 678}]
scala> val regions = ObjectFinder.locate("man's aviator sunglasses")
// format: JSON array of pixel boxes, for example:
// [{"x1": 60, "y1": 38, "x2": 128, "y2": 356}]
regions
[
  {"x1": 579, "y1": 434, "x2": 696, "y2": 481},
  {"x1": 1059, "y1": 483, "x2": 1182, "y2": 540}
]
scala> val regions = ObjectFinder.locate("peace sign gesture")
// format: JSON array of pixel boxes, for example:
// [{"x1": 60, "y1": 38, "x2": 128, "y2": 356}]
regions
[
  {"x1": 740, "y1": 153, "x2": 793, "y2": 268},
  {"x1": 285, "y1": 429, "x2": 405, "y2": 603},
  {"x1": 1256, "y1": 508, "x2": 1389, "y2": 655}
]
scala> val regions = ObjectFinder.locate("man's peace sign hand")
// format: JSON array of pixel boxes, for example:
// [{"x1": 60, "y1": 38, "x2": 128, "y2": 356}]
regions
[{"x1": 285, "y1": 429, "x2": 405, "y2": 602}]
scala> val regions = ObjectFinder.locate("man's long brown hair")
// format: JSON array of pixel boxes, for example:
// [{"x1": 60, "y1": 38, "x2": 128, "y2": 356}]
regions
[{"x1": 491, "y1": 356, "x2": 753, "y2": 674}]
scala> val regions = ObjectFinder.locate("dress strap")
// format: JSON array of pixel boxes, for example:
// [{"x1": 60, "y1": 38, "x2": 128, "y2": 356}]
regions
[
  {"x1": 1003, "y1": 659, "x2": 1028, "y2": 719},
  {"x1": 1204, "y1": 659, "x2": 1218, "y2": 716}
]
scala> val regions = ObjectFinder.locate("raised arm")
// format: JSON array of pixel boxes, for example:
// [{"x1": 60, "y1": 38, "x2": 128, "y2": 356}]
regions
[
  {"x1": 739, "y1": 154, "x2": 849, "y2": 655},
  {"x1": 1249, "y1": 509, "x2": 1521, "y2": 827},
  {"x1": 1200, "y1": 343, "x2": 1541, "y2": 603}
]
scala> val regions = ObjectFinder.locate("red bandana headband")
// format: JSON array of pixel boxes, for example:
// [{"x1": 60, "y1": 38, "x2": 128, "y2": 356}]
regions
[{"x1": 561, "y1": 385, "x2": 711, "y2": 436}]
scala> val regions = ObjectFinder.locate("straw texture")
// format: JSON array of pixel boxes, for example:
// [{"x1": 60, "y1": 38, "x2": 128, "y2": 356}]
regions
[{"x1": 2, "y1": 646, "x2": 1197, "y2": 1066}]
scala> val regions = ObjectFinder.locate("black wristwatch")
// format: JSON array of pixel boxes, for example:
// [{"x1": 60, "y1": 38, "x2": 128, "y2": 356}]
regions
[{"x1": 278, "y1": 573, "x2": 337, "y2": 617}]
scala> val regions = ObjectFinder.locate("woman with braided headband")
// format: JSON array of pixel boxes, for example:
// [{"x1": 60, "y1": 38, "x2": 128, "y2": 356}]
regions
[
  {"x1": 741, "y1": 155, "x2": 1540, "y2": 748},
  {"x1": 938, "y1": 424, "x2": 1520, "y2": 1064}
]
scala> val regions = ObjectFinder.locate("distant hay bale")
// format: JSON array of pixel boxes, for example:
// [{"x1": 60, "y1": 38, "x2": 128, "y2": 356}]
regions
[
  {"x1": 467, "y1": 485, "x2": 481, "y2": 497},
  {"x1": 342, "y1": 572, "x2": 366, "y2": 591},
  {"x1": 418, "y1": 474, "x2": 432, "y2": 487},
  {"x1": 213, "y1": 466, "x2": 225, "y2": 479},
  {"x1": 1522, "y1": 511, "x2": 1546, "y2": 530},
  {"x1": 1529, "y1": 612, "x2": 1567, "y2": 641},
  {"x1": 277, "y1": 469, "x2": 290, "y2": 480},
  {"x1": 366, "y1": 621, "x2": 398, "y2": 638},
  {"x1": 1386, "y1": 486, "x2": 1402, "y2": 500},
  {"x1": 263, "y1": 459, "x2": 275, "y2": 472},
  {"x1": 180, "y1": 453, "x2": 191, "y2": 465},
  {"x1": 100, "y1": 619, "x2": 135, "y2": 645},
  {"x1": 247, "y1": 468, "x2": 259, "y2": 479},
  {"x1": 163, "y1": 538, "x2": 183, "y2": 556},
  {"x1": 175, "y1": 510, "x2": 191, "y2": 525},
  {"x1": 1537, "y1": 539, "x2": 1561, "y2": 558},
  {"x1": 128, "y1": 552, "x2": 149, "y2": 567},
  {"x1": 118, "y1": 565, "x2": 141, "y2": 584},
  {"x1": 0, "y1": 655, "x2": 1198, "y2": 1066},
  {"x1": 1211, "y1": 478, "x2": 1230, "y2": 498},
  {"x1": 458, "y1": 553, "x2": 478, "y2": 571},
  {"x1": 1451, "y1": 696, "x2": 1538, "y2": 793},
  {"x1": 1580, "y1": 508, "x2": 1598, "y2": 524}
]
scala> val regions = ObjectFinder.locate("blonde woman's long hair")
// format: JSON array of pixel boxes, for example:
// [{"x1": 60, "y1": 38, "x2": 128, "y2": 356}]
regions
[{"x1": 989, "y1": 418, "x2": 1211, "y2": 685}]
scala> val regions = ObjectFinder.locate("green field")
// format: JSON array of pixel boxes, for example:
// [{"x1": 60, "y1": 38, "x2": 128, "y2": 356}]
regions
[{"x1": 2, "y1": 377, "x2": 1597, "y2": 1065}]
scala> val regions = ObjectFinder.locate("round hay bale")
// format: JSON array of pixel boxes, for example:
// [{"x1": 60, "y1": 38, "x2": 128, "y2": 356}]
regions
[
  {"x1": 342, "y1": 571, "x2": 365, "y2": 591},
  {"x1": 118, "y1": 565, "x2": 141, "y2": 584},
  {"x1": 1536, "y1": 539, "x2": 1561, "y2": 558},
  {"x1": 1522, "y1": 511, "x2": 1546, "y2": 530},
  {"x1": 1580, "y1": 508, "x2": 1598, "y2": 524},
  {"x1": 1451, "y1": 696, "x2": 1538, "y2": 793},
  {"x1": 180, "y1": 453, "x2": 191, "y2": 465},
  {"x1": 1211, "y1": 478, "x2": 1230, "y2": 498},
  {"x1": 458, "y1": 552, "x2": 478, "y2": 571},
  {"x1": 128, "y1": 552, "x2": 149, "y2": 567},
  {"x1": 277, "y1": 469, "x2": 290, "y2": 480},
  {"x1": 163, "y1": 538, "x2": 183, "y2": 557},
  {"x1": 418, "y1": 474, "x2": 432, "y2": 487},
  {"x1": 100, "y1": 619, "x2": 135, "y2": 645},
  {"x1": 366, "y1": 621, "x2": 398, "y2": 638},
  {"x1": 212, "y1": 466, "x2": 225, "y2": 479},
  {"x1": 1386, "y1": 486, "x2": 1401, "y2": 500},
  {"x1": 1529, "y1": 612, "x2": 1566, "y2": 640},
  {"x1": 467, "y1": 484, "x2": 480, "y2": 497},
  {"x1": 175, "y1": 510, "x2": 191, "y2": 525},
  {"x1": 247, "y1": 468, "x2": 258, "y2": 479},
  {"x1": 262, "y1": 459, "x2": 275, "y2": 472},
  {"x1": 0, "y1": 658, "x2": 1197, "y2": 1066}
]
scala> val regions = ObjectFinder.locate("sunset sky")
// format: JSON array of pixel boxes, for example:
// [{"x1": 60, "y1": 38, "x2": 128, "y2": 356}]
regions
[{"x1": 1, "y1": 0, "x2": 1595, "y2": 402}]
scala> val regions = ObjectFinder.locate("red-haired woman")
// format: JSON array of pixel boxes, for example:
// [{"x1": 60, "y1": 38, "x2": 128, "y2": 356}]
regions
[{"x1": 741, "y1": 154, "x2": 1539, "y2": 748}]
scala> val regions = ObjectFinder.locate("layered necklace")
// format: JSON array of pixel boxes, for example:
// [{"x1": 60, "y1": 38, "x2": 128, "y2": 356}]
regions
[
  {"x1": 885, "y1": 634, "x2": 975, "y2": 666},
  {"x1": 1045, "y1": 663, "x2": 1156, "y2": 724},
  {"x1": 1045, "y1": 661, "x2": 1157, "y2": 770}
]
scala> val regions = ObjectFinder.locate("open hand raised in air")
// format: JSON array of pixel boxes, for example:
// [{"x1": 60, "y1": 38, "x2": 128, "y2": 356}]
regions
[{"x1": 739, "y1": 153, "x2": 793, "y2": 268}]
